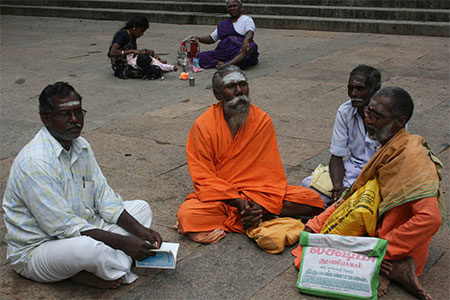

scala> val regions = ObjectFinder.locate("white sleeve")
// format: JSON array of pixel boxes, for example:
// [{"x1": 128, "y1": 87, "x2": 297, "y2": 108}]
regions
[
  {"x1": 330, "y1": 107, "x2": 350, "y2": 157},
  {"x1": 244, "y1": 17, "x2": 256, "y2": 33},
  {"x1": 210, "y1": 28, "x2": 219, "y2": 42}
]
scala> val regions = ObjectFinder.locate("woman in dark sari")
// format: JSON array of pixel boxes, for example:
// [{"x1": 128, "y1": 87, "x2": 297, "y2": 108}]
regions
[{"x1": 108, "y1": 16, "x2": 162, "y2": 79}]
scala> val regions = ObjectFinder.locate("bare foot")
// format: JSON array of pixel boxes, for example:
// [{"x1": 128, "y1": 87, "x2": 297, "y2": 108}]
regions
[
  {"x1": 386, "y1": 257, "x2": 433, "y2": 300},
  {"x1": 378, "y1": 274, "x2": 390, "y2": 297},
  {"x1": 186, "y1": 229, "x2": 226, "y2": 244},
  {"x1": 71, "y1": 271, "x2": 122, "y2": 289},
  {"x1": 173, "y1": 66, "x2": 178, "y2": 72}
]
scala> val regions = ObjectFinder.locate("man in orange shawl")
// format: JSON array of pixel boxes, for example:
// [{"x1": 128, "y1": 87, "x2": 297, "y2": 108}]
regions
[
  {"x1": 292, "y1": 86, "x2": 446, "y2": 300},
  {"x1": 176, "y1": 65, "x2": 324, "y2": 244}
]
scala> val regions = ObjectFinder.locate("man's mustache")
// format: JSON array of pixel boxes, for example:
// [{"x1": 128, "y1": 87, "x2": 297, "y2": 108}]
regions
[
  {"x1": 65, "y1": 124, "x2": 82, "y2": 131},
  {"x1": 226, "y1": 95, "x2": 250, "y2": 107}
]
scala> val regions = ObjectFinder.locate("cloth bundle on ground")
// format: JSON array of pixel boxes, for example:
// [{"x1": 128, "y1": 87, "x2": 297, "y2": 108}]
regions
[
  {"x1": 246, "y1": 217, "x2": 304, "y2": 254},
  {"x1": 297, "y1": 232, "x2": 387, "y2": 300},
  {"x1": 320, "y1": 177, "x2": 381, "y2": 237},
  {"x1": 309, "y1": 164, "x2": 334, "y2": 197}
]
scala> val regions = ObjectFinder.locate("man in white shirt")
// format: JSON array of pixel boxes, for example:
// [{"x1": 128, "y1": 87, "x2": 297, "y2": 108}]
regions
[
  {"x1": 193, "y1": 0, "x2": 259, "y2": 69},
  {"x1": 3, "y1": 82, "x2": 162, "y2": 289},
  {"x1": 301, "y1": 65, "x2": 381, "y2": 206}
]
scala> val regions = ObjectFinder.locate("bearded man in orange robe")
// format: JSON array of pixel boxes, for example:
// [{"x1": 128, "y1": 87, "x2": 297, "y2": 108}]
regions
[
  {"x1": 176, "y1": 65, "x2": 324, "y2": 244},
  {"x1": 292, "y1": 86, "x2": 446, "y2": 300}
]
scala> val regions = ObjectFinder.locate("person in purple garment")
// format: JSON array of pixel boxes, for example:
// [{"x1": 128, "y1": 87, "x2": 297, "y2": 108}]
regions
[{"x1": 192, "y1": 0, "x2": 259, "y2": 70}]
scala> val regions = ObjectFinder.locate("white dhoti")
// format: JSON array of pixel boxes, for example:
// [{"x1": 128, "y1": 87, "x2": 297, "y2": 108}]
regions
[{"x1": 20, "y1": 200, "x2": 152, "y2": 284}]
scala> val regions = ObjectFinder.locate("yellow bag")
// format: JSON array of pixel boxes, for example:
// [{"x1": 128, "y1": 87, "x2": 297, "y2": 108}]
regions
[
  {"x1": 320, "y1": 177, "x2": 381, "y2": 237},
  {"x1": 309, "y1": 164, "x2": 333, "y2": 197},
  {"x1": 246, "y1": 217, "x2": 304, "y2": 254}
]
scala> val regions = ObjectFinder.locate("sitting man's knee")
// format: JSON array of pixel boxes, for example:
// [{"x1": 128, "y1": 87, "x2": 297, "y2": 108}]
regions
[
  {"x1": 176, "y1": 202, "x2": 190, "y2": 222},
  {"x1": 125, "y1": 199, "x2": 152, "y2": 223},
  {"x1": 137, "y1": 199, "x2": 152, "y2": 216},
  {"x1": 70, "y1": 236, "x2": 105, "y2": 262}
]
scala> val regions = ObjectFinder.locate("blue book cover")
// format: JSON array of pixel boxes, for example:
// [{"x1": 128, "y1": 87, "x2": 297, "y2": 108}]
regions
[{"x1": 136, "y1": 242, "x2": 179, "y2": 269}]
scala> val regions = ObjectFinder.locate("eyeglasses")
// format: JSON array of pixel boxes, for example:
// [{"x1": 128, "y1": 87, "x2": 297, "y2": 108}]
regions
[{"x1": 50, "y1": 108, "x2": 87, "y2": 120}]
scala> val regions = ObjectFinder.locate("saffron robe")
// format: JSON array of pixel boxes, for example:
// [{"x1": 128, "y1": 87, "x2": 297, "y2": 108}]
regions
[
  {"x1": 197, "y1": 18, "x2": 259, "y2": 69},
  {"x1": 177, "y1": 103, "x2": 323, "y2": 234},
  {"x1": 292, "y1": 128, "x2": 445, "y2": 276}
]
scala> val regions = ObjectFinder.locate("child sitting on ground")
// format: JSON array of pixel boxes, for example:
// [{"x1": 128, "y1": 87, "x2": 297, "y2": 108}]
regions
[{"x1": 127, "y1": 53, "x2": 178, "y2": 72}]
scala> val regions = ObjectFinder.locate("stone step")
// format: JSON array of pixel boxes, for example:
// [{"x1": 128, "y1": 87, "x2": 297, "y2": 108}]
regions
[
  {"x1": 165, "y1": 0, "x2": 450, "y2": 9},
  {"x1": 1, "y1": 0, "x2": 448, "y2": 36},
  {"x1": 2, "y1": 0, "x2": 448, "y2": 22},
  {"x1": 2, "y1": 4, "x2": 448, "y2": 37}
]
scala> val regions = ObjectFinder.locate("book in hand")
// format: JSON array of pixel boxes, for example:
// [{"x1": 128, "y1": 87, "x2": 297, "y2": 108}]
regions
[{"x1": 135, "y1": 242, "x2": 180, "y2": 269}]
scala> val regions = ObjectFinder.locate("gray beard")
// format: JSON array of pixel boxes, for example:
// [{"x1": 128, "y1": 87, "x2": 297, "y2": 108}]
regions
[
  {"x1": 367, "y1": 119, "x2": 395, "y2": 142},
  {"x1": 224, "y1": 95, "x2": 251, "y2": 128}
]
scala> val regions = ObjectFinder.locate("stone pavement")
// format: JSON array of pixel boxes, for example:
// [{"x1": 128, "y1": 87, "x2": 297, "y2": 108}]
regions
[{"x1": 0, "y1": 15, "x2": 448, "y2": 300}]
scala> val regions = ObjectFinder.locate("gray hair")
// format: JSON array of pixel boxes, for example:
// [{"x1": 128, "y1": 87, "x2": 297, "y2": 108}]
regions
[
  {"x1": 226, "y1": 0, "x2": 243, "y2": 7},
  {"x1": 374, "y1": 86, "x2": 414, "y2": 123},
  {"x1": 350, "y1": 64, "x2": 381, "y2": 90},
  {"x1": 212, "y1": 65, "x2": 247, "y2": 93}
]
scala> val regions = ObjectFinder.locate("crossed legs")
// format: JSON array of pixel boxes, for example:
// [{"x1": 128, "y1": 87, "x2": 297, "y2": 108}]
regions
[
  {"x1": 177, "y1": 188, "x2": 323, "y2": 245},
  {"x1": 20, "y1": 200, "x2": 152, "y2": 289}
]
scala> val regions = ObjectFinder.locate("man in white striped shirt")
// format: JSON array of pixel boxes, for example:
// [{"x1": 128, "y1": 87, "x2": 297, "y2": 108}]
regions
[{"x1": 2, "y1": 82, "x2": 162, "y2": 289}]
